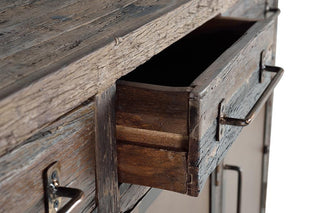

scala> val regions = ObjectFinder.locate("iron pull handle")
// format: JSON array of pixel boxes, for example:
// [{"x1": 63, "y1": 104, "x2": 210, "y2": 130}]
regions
[
  {"x1": 220, "y1": 65, "x2": 284, "y2": 126},
  {"x1": 224, "y1": 164, "x2": 242, "y2": 213},
  {"x1": 44, "y1": 162, "x2": 84, "y2": 213}
]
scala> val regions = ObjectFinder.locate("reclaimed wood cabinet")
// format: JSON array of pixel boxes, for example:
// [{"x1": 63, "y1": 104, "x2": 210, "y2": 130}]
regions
[{"x1": 0, "y1": 0, "x2": 282, "y2": 212}]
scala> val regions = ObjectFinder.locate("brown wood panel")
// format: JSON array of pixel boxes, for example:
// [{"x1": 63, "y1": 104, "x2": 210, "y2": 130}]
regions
[
  {"x1": 116, "y1": 81, "x2": 190, "y2": 135},
  {"x1": 95, "y1": 85, "x2": 120, "y2": 212},
  {"x1": 187, "y1": 13, "x2": 279, "y2": 195},
  {"x1": 118, "y1": 143, "x2": 188, "y2": 194},
  {"x1": 0, "y1": 0, "x2": 237, "y2": 157},
  {"x1": 0, "y1": 101, "x2": 96, "y2": 212},
  {"x1": 116, "y1": 125, "x2": 189, "y2": 151}
]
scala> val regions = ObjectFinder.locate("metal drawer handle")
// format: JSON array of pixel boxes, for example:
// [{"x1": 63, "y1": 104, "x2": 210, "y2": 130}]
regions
[
  {"x1": 44, "y1": 162, "x2": 84, "y2": 213},
  {"x1": 220, "y1": 65, "x2": 283, "y2": 126},
  {"x1": 224, "y1": 164, "x2": 242, "y2": 213}
]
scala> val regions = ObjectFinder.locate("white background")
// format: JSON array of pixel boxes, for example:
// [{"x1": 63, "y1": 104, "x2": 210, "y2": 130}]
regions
[{"x1": 267, "y1": 1, "x2": 320, "y2": 212}]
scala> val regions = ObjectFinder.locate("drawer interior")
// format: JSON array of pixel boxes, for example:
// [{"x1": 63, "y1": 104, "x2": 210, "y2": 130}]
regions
[{"x1": 121, "y1": 17, "x2": 255, "y2": 86}]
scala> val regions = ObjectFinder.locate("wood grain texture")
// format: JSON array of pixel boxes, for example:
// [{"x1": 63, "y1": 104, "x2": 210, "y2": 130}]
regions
[
  {"x1": 188, "y1": 48, "x2": 277, "y2": 196},
  {"x1": 223, "y1": 0, "x2": 266, "y2": 19},
  {"x1": 116, "y1": 81, "x2": 190, "y2": 135},
  {"x1": 119, "y1": 183, "x2": 151, "y2": 213},
  {"x1": 116, "y1": 125, "x2": 189, "y2": 151},
  {"x1": 95, "y1": 85, "x2": 120, "y2": 213},
  {"x1": 186, "y1": 13, "x2": 279, "y2": 195},
  {"x1": 117, "y1": 142, "x2": 188, "y2": 193},
  {"x1": 0, "y1": 0, "x2": 237, "y2": 157},
  {"x1": 115, "y1": 12, "x2": 279, "y2": 196},
  {"x1": 0, "y1": 101, "x2": 96, "y2": 212}
]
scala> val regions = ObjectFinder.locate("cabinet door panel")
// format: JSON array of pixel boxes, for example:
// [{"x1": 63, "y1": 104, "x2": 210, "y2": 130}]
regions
[{"x1": 223, "y1": 106, "x2": 265, "y2": 213}]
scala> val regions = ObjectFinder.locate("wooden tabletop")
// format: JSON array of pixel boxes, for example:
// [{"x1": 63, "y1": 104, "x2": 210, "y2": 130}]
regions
[{"x1": 0, "y1": 0, "x2": 237, "y2": 156}]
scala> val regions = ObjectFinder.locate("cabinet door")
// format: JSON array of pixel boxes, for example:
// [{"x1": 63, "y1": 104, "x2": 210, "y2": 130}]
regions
[
  {"x1": 132, "y1": 179, "x2": 210, "y2": 213},
  {"x1": 222, "y1": 106, "x2": 266, "y2": 213}
]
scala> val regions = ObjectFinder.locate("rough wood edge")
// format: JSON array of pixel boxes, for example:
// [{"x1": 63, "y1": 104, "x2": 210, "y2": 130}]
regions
[
  {"x1": 95, "y1": 85, "x2": 120, "y2": 213},
  {"x1": 119, "y1": 183, "x2": 151, "y2": 213}
]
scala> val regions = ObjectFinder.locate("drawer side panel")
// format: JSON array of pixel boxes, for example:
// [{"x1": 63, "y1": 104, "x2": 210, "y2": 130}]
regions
[{"x1": 188, "y1": 15, "x2": 277, "y2": 195}]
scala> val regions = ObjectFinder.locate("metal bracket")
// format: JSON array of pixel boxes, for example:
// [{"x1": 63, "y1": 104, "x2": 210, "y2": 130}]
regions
[
  {"x1": 216, "y1": 99, "x2": 226, "y2": 141},
  {"x1": 264, "y1": 2, "x2": 280, "y2": 17},
  {"x1": 259, "y1": 50, "x2": 267, "y2": 83},
  {"x1": 44, "y1": 162, "x2": 84, "y2": 213}
]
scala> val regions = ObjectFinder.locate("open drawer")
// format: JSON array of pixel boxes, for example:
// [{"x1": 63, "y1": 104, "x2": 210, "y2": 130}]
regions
[{"x1": 116, "y1": 11, "x2": 283, "y2": 196}]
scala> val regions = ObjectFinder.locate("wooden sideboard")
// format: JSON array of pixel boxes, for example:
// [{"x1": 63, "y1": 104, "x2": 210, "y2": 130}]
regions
[{"x1": 0, "y1": 0, "x2": 282, "y2": 212}]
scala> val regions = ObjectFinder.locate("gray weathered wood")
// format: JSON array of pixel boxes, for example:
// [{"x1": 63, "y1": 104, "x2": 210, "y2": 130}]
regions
[
  {"x1": 95, "y1": 85, "x2": 119, "y2": 213},
  {"x1": 187, "y1": 13, "x2": 278, "y2": 195},
  {"x1": 0, "y1": 0, "x2": 237, "y2": 157},
  {"x1": 119, "y1": 184, "x2": 151, "y2": 213},
  {"x1": 0, "y1": 101, "x2": 96, "y2": 212}
]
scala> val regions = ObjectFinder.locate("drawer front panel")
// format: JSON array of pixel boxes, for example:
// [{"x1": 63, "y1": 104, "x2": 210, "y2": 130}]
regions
[
  {"x1": 0, "y1": 102, "x2": 96, "y2": 212},
  {"x1": 118, "y1": 143, "x2": 188, "y2": 193},
  {"x1": 188, "y1": 13, "x2": 278, "y2": 195}
]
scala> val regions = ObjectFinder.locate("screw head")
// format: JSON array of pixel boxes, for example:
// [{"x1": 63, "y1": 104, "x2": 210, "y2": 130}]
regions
[{"x1": 53, "y1": 200, "x2": 59, "y2": 210}]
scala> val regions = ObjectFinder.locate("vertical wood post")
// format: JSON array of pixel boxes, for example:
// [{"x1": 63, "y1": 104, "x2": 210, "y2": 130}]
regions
[{"x1": 95, "y1": 85, "x2": 120, "y2": 212}]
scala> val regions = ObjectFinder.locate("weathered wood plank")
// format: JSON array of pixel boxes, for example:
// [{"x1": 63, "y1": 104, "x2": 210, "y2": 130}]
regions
[
  {"x1": 119, "y1": 183, "x2": 151, "y2": 213},
  {"x1": 0, "y1": 0, "x2": 134, "y2": 58},
  {"x1": 0, "y1": 101, "x2": 96, "y2": 212},
  {"x1": 188, "y1": 64, "x2": 277, "y2": 196},
  {"x1": 117, "y1": 142, "x2": 188, "y2": 193},
  {"x1": 187, "y1": 13, "x2": 278, "y2": 195},
  {"x1": 116, "y1": 81, "x2": 190, "y2": 135},
  {"x1": 0, "y1": 0, "x2": 237, "y2": 156},
  {"x1": 95, "y1": 85, "x2": 120, "y2": 213},
  {"x1": 223, "y1": 0, "x2": 266, "y2": 19}
]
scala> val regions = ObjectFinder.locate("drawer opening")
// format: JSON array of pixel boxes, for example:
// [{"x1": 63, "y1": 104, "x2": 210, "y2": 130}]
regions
[{"x1": 120, "y1": 17, "x2": 255, "y2": 87}]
